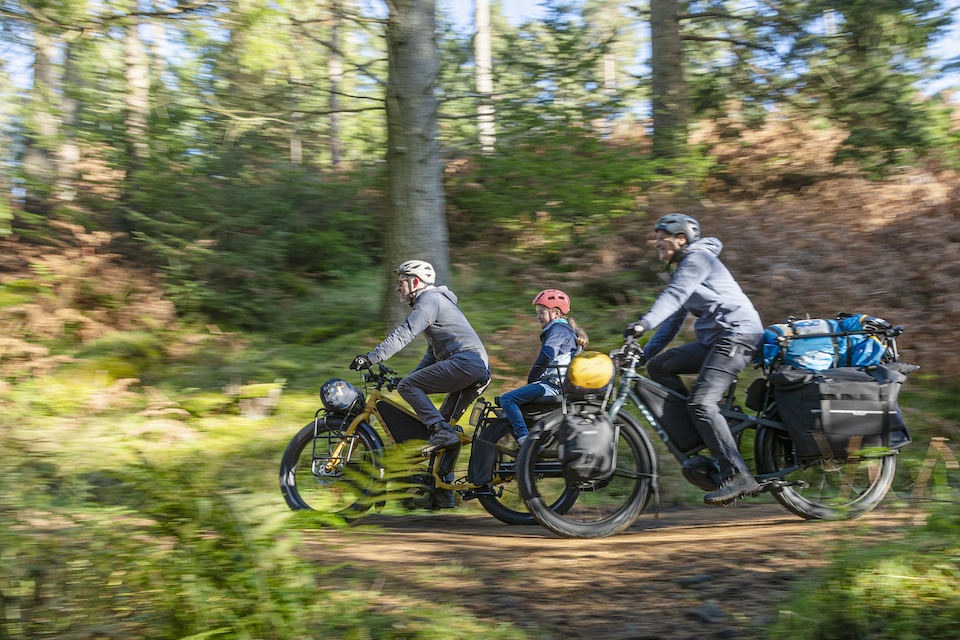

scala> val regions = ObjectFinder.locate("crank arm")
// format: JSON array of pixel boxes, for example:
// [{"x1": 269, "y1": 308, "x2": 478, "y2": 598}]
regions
[
  {"x1": 458, "y1": 487, "x2": 498, "y2": 502},
  {"x1": 756, "y1": 479, "x2": 810, "y2": 494}
]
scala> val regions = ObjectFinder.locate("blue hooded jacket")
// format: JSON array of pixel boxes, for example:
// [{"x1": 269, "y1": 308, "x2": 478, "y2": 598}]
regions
[
  {"x1": 527, "y1": 319, "x2": 580, "y2": 388},
  {"x1": 640, "y1": 237, "x2": 763, "y2": 360}
]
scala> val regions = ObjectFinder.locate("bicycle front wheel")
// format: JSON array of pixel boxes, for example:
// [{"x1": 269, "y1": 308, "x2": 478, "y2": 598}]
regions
[
  {"x1": 279, "y1": 416, "x2": 384, "y2": 514},
  {"x1": 754, "y1": 425, "x2": 896, "y2": 520},
  {"x1": 477, "y1": 419, "x2": 579, "y2": 525},
  {"x1": 517, "y1": 410, "x2": 653, "y2": 539}
]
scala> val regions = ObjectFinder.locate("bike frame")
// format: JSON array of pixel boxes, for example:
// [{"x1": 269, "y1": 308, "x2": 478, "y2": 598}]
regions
[
  {"x1": 607, "y1": 344, "x2": 802, "y2": 482},
  {"x1": 313, "y1": 367, "x2": 517, "y2": 494}
]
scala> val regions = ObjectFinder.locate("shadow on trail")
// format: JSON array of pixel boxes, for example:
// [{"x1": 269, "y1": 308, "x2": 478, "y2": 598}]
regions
[
  {"x1": 302, "y1": 503, "x2": 912, "y2": 639},
  {"x1": 347, "y1": 503, "x2": 812, "y2": 539}
]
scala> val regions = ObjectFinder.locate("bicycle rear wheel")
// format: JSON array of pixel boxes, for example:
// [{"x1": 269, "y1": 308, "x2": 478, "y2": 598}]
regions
[
  {"x1": 517, "y1": 409, "x2": 653, "y2": 538},
  {"x1": 754, "y1": 425, "x2": 896, "y2": 520},
  {"x1": 477, "y1": 419, "x2": 578, "y2": 525},
  {"x1": 279, "y1": 416, "x2": 384, "y2": 514}
]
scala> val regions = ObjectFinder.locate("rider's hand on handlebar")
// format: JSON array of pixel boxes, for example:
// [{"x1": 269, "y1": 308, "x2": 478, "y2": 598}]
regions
[
  {"x1": 350, "y1": 354, "x2": 372, "y2": 371},
  {"x1": 623, "y1": 321, "x2": 647, "y2": 343}
]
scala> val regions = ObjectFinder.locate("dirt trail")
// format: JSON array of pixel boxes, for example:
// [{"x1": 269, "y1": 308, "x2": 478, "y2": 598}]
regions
[{"x1": 306, "y1": 503, "x2": 910, "y2": 639}]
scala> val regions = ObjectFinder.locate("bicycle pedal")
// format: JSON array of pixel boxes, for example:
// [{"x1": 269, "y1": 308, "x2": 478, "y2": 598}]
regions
[
  {"x1": 458, "y1": 488, "x2": 494, "y2": 502},
  {"x1": 756, "y1": 479, "x2": 809, "y2": 494}
]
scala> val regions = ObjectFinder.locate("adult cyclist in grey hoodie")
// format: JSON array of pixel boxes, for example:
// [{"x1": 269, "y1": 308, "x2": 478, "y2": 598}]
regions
[
  {"x1": 624, "y1": 214, "x2": 765, "y2": 506},
  {"x1": 350, "y1": 260, "x2": 490, "y2": 460}
]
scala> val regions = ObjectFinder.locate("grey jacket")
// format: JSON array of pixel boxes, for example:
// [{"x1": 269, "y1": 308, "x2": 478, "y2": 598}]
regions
[
  {"x1": 640, "y1": 237, "x2": 763, "y2": 359},
  {"x1": 367, "y1": 286, "x2": 489, "y2": 372}
]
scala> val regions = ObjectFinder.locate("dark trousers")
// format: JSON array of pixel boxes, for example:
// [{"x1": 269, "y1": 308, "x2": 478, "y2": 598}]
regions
[
  {"x1": 397, "y1": 356, "x2": 490, "y2": 427},
  {"x1": 398, "y1": 356, "x2": 489, "y2": 505},
  {"x1": 646, "y1": 332, "x2": 762, "y2": 479}
]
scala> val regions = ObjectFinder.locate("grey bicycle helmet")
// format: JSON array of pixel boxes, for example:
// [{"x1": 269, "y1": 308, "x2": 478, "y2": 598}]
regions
[
  {"x1": 395, "y1": 260, "x2": 436, "y2": 285},
  {"x1": 654, "y1": 214, "x2": 700, "y2": 242}
]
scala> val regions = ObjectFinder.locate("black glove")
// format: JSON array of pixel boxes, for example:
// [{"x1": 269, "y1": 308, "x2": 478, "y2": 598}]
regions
[
  {"x1": 350, "y1": 354, "x2": 372, "y2": 371},
  {"x1": 623, "y1": 321, "x2": 646, "y2": 342}
]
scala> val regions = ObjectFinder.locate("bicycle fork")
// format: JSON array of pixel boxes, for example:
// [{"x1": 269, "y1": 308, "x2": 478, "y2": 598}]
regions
[{"x1": 313, "y1": 414, "x2": 364, "y2": 477}]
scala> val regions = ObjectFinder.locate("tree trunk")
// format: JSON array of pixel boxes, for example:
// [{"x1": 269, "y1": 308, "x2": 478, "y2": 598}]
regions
[
  {"x1": 124, "y1": 22, "x2": 151, "y2": 170},
  {"x1": 600, "y1": 29, "x2": 616, "y2": 136},
  {"x1": 56, "y1": 40, "x2": 81, "y2": 204},
  {"x1": 650, "y1": 0, "x2": 686, "y2": 157},
  {"x1": 23, "y1": 29, "x2": 58, "y2": 214},
  {"x1": 382, "y1": 0, "x2": 449, "y2": 328},
  {"x1": 475, "y1": 0, "x2": 495, "y2": 153},
  {"x1": 329, "y1": 0, "x2": 343, "y2": 168}
]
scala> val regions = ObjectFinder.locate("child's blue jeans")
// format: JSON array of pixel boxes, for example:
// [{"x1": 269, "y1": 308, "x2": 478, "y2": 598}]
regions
[{"x1": 500, "y1": 382, "x2": 556, "y2": 439}]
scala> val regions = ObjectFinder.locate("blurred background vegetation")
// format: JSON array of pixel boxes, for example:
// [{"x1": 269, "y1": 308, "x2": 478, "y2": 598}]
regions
[{"x1": 2, "y1": 0, "x2": 960, "y2": 638}]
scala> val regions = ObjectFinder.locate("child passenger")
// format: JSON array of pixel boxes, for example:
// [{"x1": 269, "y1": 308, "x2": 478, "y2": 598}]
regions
[{"x1": 500, "y1": 289, "x2": 589, "y2": 444}]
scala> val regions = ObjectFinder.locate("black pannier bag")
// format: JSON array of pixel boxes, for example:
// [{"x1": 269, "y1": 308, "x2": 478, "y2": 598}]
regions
[
  {"x1": 559, "y1": 409, "x2": 618, "y2": 483},
  {"x1": 769, "y1": 362, "x2": 915, "y2": 461},
  {"x1": 633, "y1": 379, "x2": 705, "y2": 454},
  {"x1": 467, "y1": 417, "x2": 507, "y2": 486}
]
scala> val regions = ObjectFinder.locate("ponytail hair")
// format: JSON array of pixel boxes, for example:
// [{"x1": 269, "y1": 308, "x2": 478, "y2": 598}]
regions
[{"x1": 566, "y1": 316, "x2": 589, "y2": 348}]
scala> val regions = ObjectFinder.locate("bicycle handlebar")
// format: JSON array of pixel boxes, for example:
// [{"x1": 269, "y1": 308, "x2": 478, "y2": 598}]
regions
[
  {"x1": 610, "y1": 340, "x2": 645, "y2": 375},
  {"x1": 362, "y1": 364, "x2": 403, "y2": 391}
]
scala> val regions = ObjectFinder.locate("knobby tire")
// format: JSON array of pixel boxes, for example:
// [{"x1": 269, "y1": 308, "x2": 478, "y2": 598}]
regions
[
  {"x1": 517, "y1": 410, "x2": 653, "y2": 538},
  {"x1": 476, "y1": 419, "x2": 579, "y2": 525},
  {"x1": 754, "y1": 424, "x2": 896, "y2": 520},
  {"x1": 279, "y1": 416, "x2": 384, "y2": 515}
]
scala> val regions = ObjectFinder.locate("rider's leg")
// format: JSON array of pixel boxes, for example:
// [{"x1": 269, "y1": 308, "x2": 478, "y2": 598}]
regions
[
  {"x1": 398, "y1": 356, "x2": 489, "y2": 453},
  {"x1": 437, "y1": 374, "x2": 490, "y2": 425},
  {"x1": 646, "y1": 342, "x2": 710, "y2": 395},
  {"x1": 412, "y1": 449, "x2": 458, "y2": 509},
  {"x1": 434, "y1": 374, "x2": 492, "y2": 507},
  {"x1": 685, "y1": 332, "x2": 763, "y2": 505},
  {"x1": 499, "y1": 383, "x2": 549, "y2": 441}
]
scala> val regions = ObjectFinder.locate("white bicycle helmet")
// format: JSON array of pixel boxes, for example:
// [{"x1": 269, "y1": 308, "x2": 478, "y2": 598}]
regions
[{"x1": 395, "y1": 260, "x2": 436, "y2": 285}]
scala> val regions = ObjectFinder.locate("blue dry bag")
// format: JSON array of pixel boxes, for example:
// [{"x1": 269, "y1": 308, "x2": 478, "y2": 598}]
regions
[{"x1": 761, "y1": 314, "x2": 892, "y2": 371}]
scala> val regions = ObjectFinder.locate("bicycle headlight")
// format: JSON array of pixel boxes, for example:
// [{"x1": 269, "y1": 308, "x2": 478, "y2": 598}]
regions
[{"x1": 320, "y1": 378, "x2": 363, "y2": 413}]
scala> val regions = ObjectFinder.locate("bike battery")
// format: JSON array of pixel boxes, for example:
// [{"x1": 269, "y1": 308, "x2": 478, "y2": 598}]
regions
[
  {"x1": 633, "y1": 379, "x2": 705, "y2": 454},
  {"x1": 376, "y1": 401, "x2": 430, "y2": 443}
]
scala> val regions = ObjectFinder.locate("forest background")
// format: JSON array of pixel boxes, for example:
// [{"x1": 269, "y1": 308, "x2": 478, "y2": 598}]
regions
[{"x1": 2, "y1": 0, "x2": 960, "y2": 638}]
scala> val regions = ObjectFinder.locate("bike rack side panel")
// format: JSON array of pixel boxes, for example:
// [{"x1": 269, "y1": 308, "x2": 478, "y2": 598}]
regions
[{"x1": 376, "y1": 401, "x2": 430, "y2": 443}]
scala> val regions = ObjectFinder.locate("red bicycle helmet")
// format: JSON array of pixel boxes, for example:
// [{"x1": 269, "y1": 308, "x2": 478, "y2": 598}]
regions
[{"x1": 532, "y1": 289, "x2": 571, "y2": 315}]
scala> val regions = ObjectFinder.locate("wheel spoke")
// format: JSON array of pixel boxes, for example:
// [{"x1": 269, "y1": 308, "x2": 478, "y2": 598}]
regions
[
  {"x1": 756, "y1": 426, "x2": 895, "y2": 520},
  {"x1": 517, "y1": 410, "x2": 653, "y2": 538},
  {"x1": 280, "y1": 419, "x2": 381, "y2": 513}
]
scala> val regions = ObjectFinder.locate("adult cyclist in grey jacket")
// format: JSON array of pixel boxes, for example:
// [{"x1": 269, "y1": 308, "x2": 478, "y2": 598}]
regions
[
  {"x1": 625, "y1": 214, "x2": 764, "y2": 506},
  {"x1": 350, "y1": 260, "x2": 490, "y2": 457}
]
